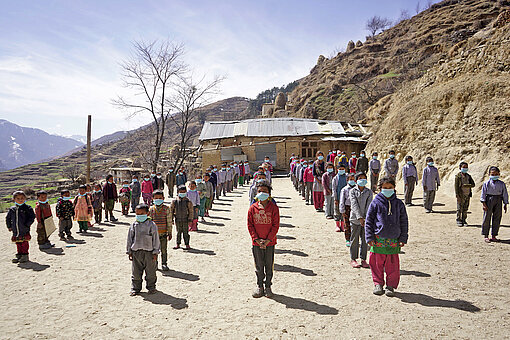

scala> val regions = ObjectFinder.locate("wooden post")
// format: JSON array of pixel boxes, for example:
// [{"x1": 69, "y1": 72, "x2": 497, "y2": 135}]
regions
[{"x1": 86, "y1": 115, "x2": 91, "y2": 183}]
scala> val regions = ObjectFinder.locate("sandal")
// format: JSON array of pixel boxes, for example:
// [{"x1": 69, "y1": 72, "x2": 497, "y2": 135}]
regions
[
  {"x1": 350, "y1": 260, "x2": 361, "y2": 268},
  {"x1": 484, "y1": 238, "x2": 491, "y2": 243}
]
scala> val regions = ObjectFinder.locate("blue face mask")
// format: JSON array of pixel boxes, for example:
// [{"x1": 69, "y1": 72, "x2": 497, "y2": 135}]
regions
[
  {"x1": 257, "y1": 179, "x2": 265, "y2": 183},
  {"x1": 151, "y1": 174, "x2": 156, "y2": 177},
  {"x1": 132, "y1": 179, "x2": 138, "y2": 182},
  {"x1": 428, "y1": 162, "x2": 434, "y2": 166},
  {"x1": 63, "y1": 196, "x2": 71, "y2": 201},
  {"x1": 318, "y1": 156, "x2": 324, "y2": 160},
  {"x1": 123, "y1": 184, "x2": 129, "y2": 188},
  {"x1": 373, "y1": 156, "x2": 378, "y2": 160},
  {"x1": 154, "y1": 199, "x2": 164, "y2": 206},
  {"x1": 94, "y1": 190, "x2": 101, "y2": 193},
  {"x1": 389, "y1": 154, "x2": 395, "y2": 159},
  {"x1": 357, "y1": 179, "x2": 368, "y2": 187},
  {"x1": 169, "y1": 169, "x2": 174, "y2": 172},
  {"x1": 178, "y1": 193, "x2": 187, "y2": 198},
  {"x1": 190, "y1": 189, "x2": 196, "y2": 192},
  {"x1": 489, "y1": 175, "x2": 500, "y2": 181},
  {"x1": 136, "y1": 215, "x2": 148, "y2": 223},
  {"x1": 381, "y1": 189, "x2": 395, "y2": 198},
  {"x1": 79, "y1": 193, "x2": 86, "y2": 197},
  {"x1": 38, "y1": 200, "x2": 48, "y2": 204},
  {"x1": 461, "y1": 168, "x2": 469, "y2": 173},
  {"x1": 221, "y1": 168, "x2": 226, "y2": 171},
  {"x1": 407, "y1": 161, "x2": 413, "y2": 165},
  {"x1": 327, "y1": 168, "x2": 334, "y2": 173},
  {"x1": 348, "y1": 180, "x2": 356, "y2": 187},
  {"x1": 256, "y1": 192, "x2": 269, "y2": 201},
  {"x1": 338, "y1": 170, "x2": 346, "y2": 175},
  {"x1": 303, "y1": 165, "x2": 308, "y2": 168},
  {"x1": 15, "y1": 201, "x2": 26, "y2": 206},
  {"x1": 214, "y1": 168, "x2": 218, "y2": 171},
  {"x1": 195, "y1": 179, "x2": 202, "y2": 184}
]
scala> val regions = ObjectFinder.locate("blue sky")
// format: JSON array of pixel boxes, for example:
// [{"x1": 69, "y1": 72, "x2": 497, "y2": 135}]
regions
[{"x1": 0, "y1": 0, "x2": 434, "y2": 139}]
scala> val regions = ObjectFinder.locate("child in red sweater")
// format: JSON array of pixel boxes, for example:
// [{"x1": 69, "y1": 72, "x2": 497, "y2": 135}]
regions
[
  {"x1": 303, "y1": 160, "x2": 315, "y2": 206},
  {"x1": 247, "y1": 179, "x2": 280, "y2": 298}
]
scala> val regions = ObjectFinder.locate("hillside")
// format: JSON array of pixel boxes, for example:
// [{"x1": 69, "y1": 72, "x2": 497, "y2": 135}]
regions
[
  {"x1": 0, "y1": 119, "x2": 83, "y2": 171},
  {"x1": 286, "y1": 0, "x2": 507, "y2": 122}
]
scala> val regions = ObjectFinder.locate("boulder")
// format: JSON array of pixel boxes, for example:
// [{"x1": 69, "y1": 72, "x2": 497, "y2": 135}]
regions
[{"x1": 346, "y1": 40, "x2": 355, "y2": 52}]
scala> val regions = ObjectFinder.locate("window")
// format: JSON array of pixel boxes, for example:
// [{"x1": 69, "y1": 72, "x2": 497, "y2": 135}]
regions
[{"x1": 301, "y1": 142, "x2": 317, "y2": 159}]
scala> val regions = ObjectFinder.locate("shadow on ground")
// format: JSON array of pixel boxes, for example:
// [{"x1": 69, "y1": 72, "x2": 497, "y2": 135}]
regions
[
  {"x1": 17, "y1": 261, "x2": 50, "y2": 271},
  {"x1": 270, "y1": 294, "x2": 338, "y2": 315},
  {"x1": 274, "y1": 264, "x2": 316, "y2": 276},
  {"x1": 400, "y1": 270, "x2": 431, "y2": 277},
  {"x1": 395, "y1": 292, "x2": 480, "y2": 312},
  {"x1": 141, "y1": 291, "x2": 188, "y2": 309},
  {"x1": 161, "y1": 269, "x2": 200, "y2": 281},
  {"x1": 275, "y1": 249, "x2": 308, "y2": 257}
]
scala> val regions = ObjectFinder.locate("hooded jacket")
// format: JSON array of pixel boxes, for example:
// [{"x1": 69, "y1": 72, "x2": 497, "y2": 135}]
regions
[
  {"x1": 349, "y1": 186, "x2": 373, "y2": 222},
  {"x1": 365, "y1": 192, "x2": 409, "y2": 243},
  {"x1": 6, "y1": 204, "x2": 35, "y2": 238}
]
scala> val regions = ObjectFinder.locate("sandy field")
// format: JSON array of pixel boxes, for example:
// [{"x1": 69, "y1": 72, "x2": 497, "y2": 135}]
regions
[{"x1": 1, "y1": 177, "x2": 509, "y2": 339}]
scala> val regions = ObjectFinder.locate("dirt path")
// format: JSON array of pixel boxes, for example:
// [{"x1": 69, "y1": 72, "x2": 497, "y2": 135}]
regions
[{"x1": 0, "y1": 177, "x2": 509, "y2": 339}]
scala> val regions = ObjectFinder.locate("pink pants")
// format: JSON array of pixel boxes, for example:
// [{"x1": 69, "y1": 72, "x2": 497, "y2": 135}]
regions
[
  {"x1": 313, "y1": 192, "x2": 324, "y2": 210},
  {"x1": 369, "y1": 252, "x2": 400, "y2": 288}
]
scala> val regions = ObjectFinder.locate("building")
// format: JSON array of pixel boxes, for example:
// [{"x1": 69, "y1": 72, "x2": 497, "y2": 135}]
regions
[
  {"x1": 198, "y1": 118, "x2": 369, "y2": 172},
  {"x1": 109, "y1": 167, "x2": 146, "y2": 184}
]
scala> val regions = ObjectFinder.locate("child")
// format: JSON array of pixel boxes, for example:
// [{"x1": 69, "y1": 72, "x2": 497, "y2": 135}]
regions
[
  {"x1": 384, "y1": 150, "x2": 399, "y2": 182},
  {"x1": 85, "y1": 184, "x2": 94, "y2": 229},
  {"x1": 226, "y1": 164, "x2": 234, "y2": 192},
  {"x1": 402, "y1": 155, "x2": 418, "y2": 206},
  {"x1": 103, "y1": 175, "x2": 118, "y2": 221},
  {"x1": 233, "y1": 162, "x2": 239, "y2": 189},
  {"x1": 238, "y1": 161, "x2": 245, "y2": 187},
  {"x1": 127, "y1": 203, "x2": 160, "y2": 296},
  {"x1": 336, "y1": 151, "x2": 349, "y2": 170},
  {"x1": 130, "y1": 175, "x2": 141, "y2": 213},
  {"x1": 349, "y1": 152, "x2": 357, "y2": 173},
  {"x1": 171, "y1": 185, "x2": 194, "y2": 250},
  {"x1": 6, "y1": 191, "x2": 35, "y2": 263},
  {"x1": 35, "y1": 190, "x2": 54, "y2": 250},
  {"x1": 166, "y1": 167, "x2": 176, "y2": 198},
  {"x1": 119, "y1": 180, "x2": 132, "y2": 216},
  {"x1": 216, "y1": 165, "x2": 227, "y2": 198},
  {"x1": 422, "y1": 157, "x2": 440, "y2": 213},
  {"x1": 322, "y1": 162, "x2": 335, "y2": 219},
  {"x1": 56, "y1": 190, "x2": 74, "y2": 241},
  {"x1": 312, "y1": 151, "x2": 326, "y2": 212},
  {"x1": 176, "y1": 168, "x2": 187, "y2": 188},
  {"x1": 92, "y1": 184, "x2": 104, "y2": 224},
  {"x1": 332, "y1": 165, "x2": 347, "y2": 231},
  {"x1": 149, "y1": 190, "x2": 172, "y2": 271},
  {"x1": 142, "y1": 174, "x2": 154, "y2": 207},
  {"x1": 349, "y1": 172, "x2": 373, "y2": 268},
  {"x1": 187, "y1": 181, "x2": 200, "y2": 231},
  {"x1": 365, "y1": 176, "x2": 408, "y2": 297},
  {"x1": 480, "y1": 166, "x2": 508, "y2": 243},
  {"x1": 369, "y1": 152, "x2": 381, "y2": 192},
  {"x1": 153, "y1": 172, "x2": 165, "y2": 190},
  {"x1": 340, "y1": 174, "x2": 357, "y2": 247},
  {"x1": 74, "y1": 185, "x2": 92, "y2": 233},
  {"x1": 249, "y1": 172, "x2": 267, "y2": 204},
  {"x1": 204, "y1": 173, "x2": 214, "y2": 217},
  {"x1": 248, "y1": 179, "x2": 279, "y2": 298},
  {"x1": 304, "y1": 160, "x2": 315, "y2": 206},
  {"x1": 195, "y1": 175, "x2": 207, "y2": 222},
  {"x1": 455, "y1": 162, "x2": 475, "y2": 226},
  {"x1": 244, "y1": 161, "x2": 251, "y2": 185},
  {"x1": 355, "y1": 150, "x2": 369, "y2": 174},
  {"x1": 297, "y1": 159, "x2": 306, "y2": 199}
]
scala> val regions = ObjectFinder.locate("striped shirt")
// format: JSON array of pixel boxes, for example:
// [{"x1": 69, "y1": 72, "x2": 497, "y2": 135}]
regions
[{"x1": 149, "y1": 204, "x2": 172, "y2": 235}]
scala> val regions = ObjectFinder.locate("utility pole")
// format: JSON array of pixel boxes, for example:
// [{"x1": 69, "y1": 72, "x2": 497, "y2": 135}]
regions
[{"x1": 86, "y1": 115, "x2": 91, "y2": 183}]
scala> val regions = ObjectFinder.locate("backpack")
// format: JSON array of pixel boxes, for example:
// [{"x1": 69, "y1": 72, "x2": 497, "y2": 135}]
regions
[{"x1": 119, "y1": 191, "x2": 130, "y2": 203}]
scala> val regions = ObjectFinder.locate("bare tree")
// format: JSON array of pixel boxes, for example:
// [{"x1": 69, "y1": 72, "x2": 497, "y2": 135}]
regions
[
  {"x1": 365, "y1": 16, "x2": 392, "y2": 38},
  {"x1": 398, "y1": 9, "x2": 411, "y2": 23},
  {"x1": 168, "y1": 74, "x2": 223, "y2": 170},
  {"x1": 415, "y1": 1, "x2": 421, "y2": 14},
  {"x1": 62, "y1": 165, "x2": 82, "y2": 183},
  {"x1": 113, "y1": 40, "x2": 186, "y2": 172},
  {"x1": 425, "y1": 0, "x2": 433, "y2": 10}
]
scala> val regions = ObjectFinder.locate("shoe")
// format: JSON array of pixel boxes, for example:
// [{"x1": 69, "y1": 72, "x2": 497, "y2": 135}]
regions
[
  {"x1": 456, "y1": 220, "x2": 463, "y2": 227},
  {"x1": 148, "y1": 289, "x2": 157, "y2": 294},
  {"x1": 129, "y1": 291, "x2": 139, "y2": 296},
  {"x1": 425, "y1": 210, "x2": 431, "y2": 213},
  {"x1": 39, "y1": 243, "x2": 51, "y2": 250},
  {"x1": 49, "y1": 243, "x2": 55, "y2": 247},
  {"x1": 335, "y1": 226, "x2": 342, "y2": 232},
  {"x1": 185, "y1": 245, "x2": 191, "y2": 250},
  {"x1": 173, "y1": 245, "x2": 181, "y2": 249},
  {"x1": 350, "y1": 260, "x2": 361, "y2": 268},
  {"x1": 162, "y1": 264, "x2": 169, "y2": 271},
  {"x1": 265, "y1": 286, "x2": 274, "y2": 298},
  {"x1": 111, "y1": 218, "x2": 118, "y2": 222},
  {"x1": 12, "y1": 254, "x2": 21, "y2": 263},
  {"x1": 19, "y1": 254, "x2": 29, "y2": 263},
  {"x1": 60, "y1": 236, "x2": 67, "y2": 241},
  {"x1": 373, "y1": 284, "x2": 384, "y2": 295},
  {"x1": 385, "y1": 286, "x2": 395, "y2": 297},
  {"x1": 346, "y1": 241, "x2": 351, "y2": 247},
  {"x1": 484, "y1": 238, "x2": 491, "y2": 243},
  {"x1": 252, "y1": 286, "x2": 264, "y2": 298},
  {"x1": 67, "y1": 235, "x2": 74, "y2": 240},
  {"x1": 361, "y1": 260, "x2": 370, "y2": 268},
  {"x1": 326, "y1": 216, "x2": 333, "y2": 220},
  {"x1": 490, "y1": 237, "x2": 499, "y2": 242}
]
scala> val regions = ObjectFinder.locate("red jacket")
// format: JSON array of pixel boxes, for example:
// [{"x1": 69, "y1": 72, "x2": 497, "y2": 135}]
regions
[
  {"x1": 303, "y1": 167, "x2": 314, "y2": 183},
  {"x1": 247, "y1": 200, "x2": 280, "y2": 246}
]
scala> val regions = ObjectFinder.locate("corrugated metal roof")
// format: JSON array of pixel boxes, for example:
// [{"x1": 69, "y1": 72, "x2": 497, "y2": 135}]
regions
[{"x1": 199, "y1": 118, "x2": 365, "y2": 141}]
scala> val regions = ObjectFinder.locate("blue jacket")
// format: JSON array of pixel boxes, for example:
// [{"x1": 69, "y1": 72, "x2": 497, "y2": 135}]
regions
[
  {"x1": 365, "y1": 192, "x2": 408, "y2": 243},
  {"x1": 6, "y1": 204, "x2": 35, "y2": 238}
]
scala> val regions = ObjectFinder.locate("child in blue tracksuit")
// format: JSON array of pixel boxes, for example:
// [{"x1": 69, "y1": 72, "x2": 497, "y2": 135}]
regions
[{"x1": 365, "y1": 176, "x2": 408, "y2": 297}]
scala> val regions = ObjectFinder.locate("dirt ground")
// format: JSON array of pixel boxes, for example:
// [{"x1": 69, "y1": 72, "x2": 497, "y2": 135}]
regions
[{"x1": 1, "y1": 177, "x2": 509, "y2": 339}]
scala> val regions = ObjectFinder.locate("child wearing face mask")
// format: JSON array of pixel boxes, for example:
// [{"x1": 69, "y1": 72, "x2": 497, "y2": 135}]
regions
[
  {"x1": 127, "y1": 203, "x2": 160, "y2": 296},
  {"x1": 348, "y1": 172, "x2": 373, "y2": 268},
  {"x1": 6, "y1": 191, "x2": 35, "y2": 263},
  {"x1": 92, "y1": 183, "x2": 104, "y2": 224},
  {"x1": 304, "y1": 160, "x2": 315, "y2": 206},
  {"x1": 480, "y1": 166, "x2": 508, "y2": 243},
  {"x1": 149, "y1": 190, "x2": 172, "y2": 271},
  {"x1": 349, "y1": 152, "x2": 357, "y2": 173},
  {"x1": 402, "y1": 156, "x2": 418, "y2": 207},
  {"x1": 142, "y1": 174, "x2": 154, "y2": 207},
  {"x1": 355, "y1": 150, "x2": 369, "y2": 174},
  {"x1": 103, "y1": 175, "x2": 118, "y2": 222},
  {"x1": 384, "y1": 150, "x2": 399, "y2": 182},
  {"x1": 332, "y1": 165, "x2": 348, "y2": 232},
  {"x1": 130, "y1": 176, "x2": 141, "y2": 213},
  {"x1": 365, "y1": 176, "x2": 408, "y2": 297},
  {"x1": 422, "y1": 157, "x2": 440, "y2": 213},
  {"x1": 176, "y1": 168, "x2": 187, "y2": 187},
  {"x1": 166, "y1": 167, "x2": 176, "y2": 198},
  {"x1": 340, "y1": 174, "x2": 357, "y2": 246},
  {"x1": 171, "y1": 185, "x2": 194, "y2": 250},
  {"x1": 312, "y1": 151, "x2": 326, "y2": 212},
  {"x1": 369, "y1": 152, "x2": 381, "y2": 192},
  {"x1": 35, "y1": 190, "x2": 54, "y2": 250},
  {"x1": 187, "y1": 181, "x2": 200, "y2": 231},
  {"x1": 195, "y1": 175, "x2": 207, "y2": 222},
  {"x1": 216, "y1": 165, "x2": 227, "y2": 198},
  {"x1": 56, "y1": 190, "x2": 74, "y2": 241},
  {"x1": 365, "y1": 177, "x2": 409, "y2": 296},
  {"x1": 454, "y1": 162, "x2": 475, "y2": 227},
  {"x1": 119, "y1": 180, "x2": 132, "y2": 216},
  {"x1": 322, "y1": 162, "x2": 336, "y2": 219},
  {"x1": 74, "y1": 185, "x2": 93, "y2": 233},
  {"x1": 153, "y1": 172, "x2": 165, "y2": 191}
]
